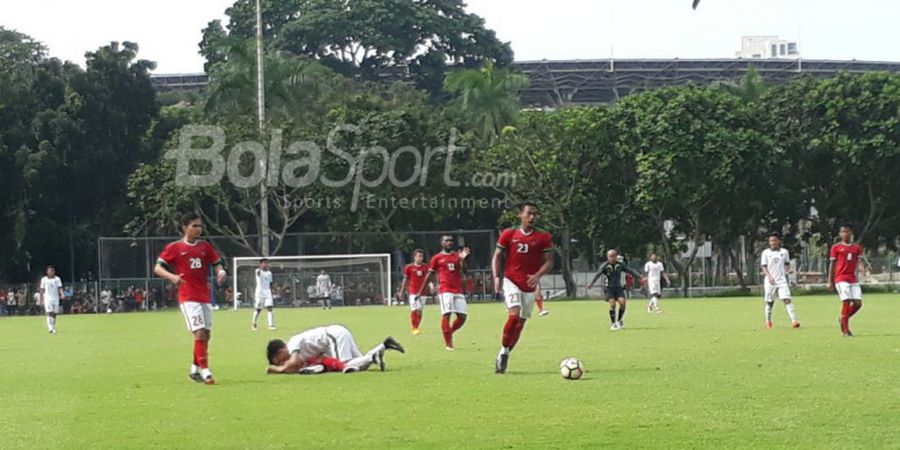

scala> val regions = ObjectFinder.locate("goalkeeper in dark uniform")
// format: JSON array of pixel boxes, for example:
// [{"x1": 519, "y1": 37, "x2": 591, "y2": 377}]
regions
[{"x1": 586, "y1": 249, "x2": 644, "y2": 331}]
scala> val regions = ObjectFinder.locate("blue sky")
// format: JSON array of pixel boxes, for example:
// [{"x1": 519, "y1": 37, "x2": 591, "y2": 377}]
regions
[{"x1": 1, "y1": 0, "x2": 897, "y2": 73}]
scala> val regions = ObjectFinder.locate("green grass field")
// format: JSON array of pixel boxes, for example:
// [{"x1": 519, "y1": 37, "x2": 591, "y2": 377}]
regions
[{"x1": 2, "y1": 295, "x2": 899, "y2": 449}]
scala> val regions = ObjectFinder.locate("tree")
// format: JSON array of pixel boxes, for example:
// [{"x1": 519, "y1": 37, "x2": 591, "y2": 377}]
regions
[
  {"x1": 444, "y1": 63, "x2": 529, "y2": 148},
  {"x1": 765, "y1": 72, "x2": 900, "y2": 250},
  {"x1": 613, "y1": 85, "x2": 769, "y2": 295},
  {"x1": 201, "y1": 0, "x2": 514, "y2": 94},
  {"x1": 478, "y1": 107, "x2": 628, "y2": 297}
]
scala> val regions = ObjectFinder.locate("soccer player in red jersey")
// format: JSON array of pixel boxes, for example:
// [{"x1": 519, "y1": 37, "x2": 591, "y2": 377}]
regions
[
  {"x1": 492, "y1": 202, "x2": 555, "y2": 374},
  {"x1": 417, "y1": 235, "x2": 470, "y2": 350},
  {"x1": 397, "y1": 249, "x2": 429, "y2": 335},
  {"x1": 154, "y1": 213, "x2": 227, "y2": 385},
  {"x1": 829, "y1": 225, "x2": 867, "y2": 337}
]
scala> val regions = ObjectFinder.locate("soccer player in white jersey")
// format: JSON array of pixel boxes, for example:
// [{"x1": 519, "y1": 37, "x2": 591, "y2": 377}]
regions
[
  {"x1": 760, "y1": 232, "x2": 800, "y2": 329},
  {"x1": 266, "y1": 325, "x2": 405, "y2": 374},
  {"x1": 39, "y1": 265, "x2": 65, "y2": 334},
  {"x1": 316, "y1": 270, "x2": 333, "y2": 310},
  {"x1": 643, "y1": 253, "x2": 670, "y2": 313},
  {"x1": 252, "y1": 259, "x2": 276, "y2": 331}
]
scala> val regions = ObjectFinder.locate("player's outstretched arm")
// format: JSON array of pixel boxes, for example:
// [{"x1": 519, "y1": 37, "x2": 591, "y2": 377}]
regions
[{"x1": 587, "y1": 265, "x2": 605, "y2": 290}]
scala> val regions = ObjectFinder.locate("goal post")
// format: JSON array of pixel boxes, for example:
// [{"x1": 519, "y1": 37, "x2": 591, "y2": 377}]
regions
[{"x1": 231, "y1": 254, "x2": 392, "y2": 310}]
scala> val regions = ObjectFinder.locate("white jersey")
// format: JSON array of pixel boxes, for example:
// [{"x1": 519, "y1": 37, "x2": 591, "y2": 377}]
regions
[
  {"x1": 760, "y1": 248, "x2": 790, "y2": 285},
  {"x1": 316, "y1": 274, "x2": 332, "y2": 295},
  {"x1": 644, "y1": 261, "x2": 665, "y2": 282},
  {"x1": 286, "y1": 326, "x2": 334, "y2": 361},
  {"x1": 40, "y1": 276, "x2": 63, "y2": 303},
  {"x1": 255, "y1": 269, "x2": 273, "y2": 296}
]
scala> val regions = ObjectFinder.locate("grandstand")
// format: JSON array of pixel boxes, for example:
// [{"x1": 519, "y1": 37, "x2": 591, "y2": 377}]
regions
[{"x1": 152, "y1": 58, "x2": 900, "y2": 106}]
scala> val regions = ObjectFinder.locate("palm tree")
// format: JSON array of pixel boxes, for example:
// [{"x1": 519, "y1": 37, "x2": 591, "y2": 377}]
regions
[
  {"x1": 716, "y1": 67, "x2": 767, "y2": 103},
  {"x1": 444, "y1": 62, "x2": 529, "y2": 148},
  {"x1": 204, "y1": 38, "x2": 340, "y2": 122}
]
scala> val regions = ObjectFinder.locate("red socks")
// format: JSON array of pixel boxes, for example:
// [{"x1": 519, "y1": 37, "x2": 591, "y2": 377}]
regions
[
  {"x1": 840, "y1": 302, "x2": 851, "y2": 333},
  {"x1": 194, "y1": 340, "x2": 209, "y2": 369},
  {"x1": 501, "y1": 315, "x2": 526, "y2": 350},
  {"x1": 410, "y1": 310, "x2": 423, "y2": 329},
  {"x1": 441, "y1": 316, "x2": 453, "y2": 347},
  {"x1": 849, "y1": 301, "x2": 863, "y2": 317}
]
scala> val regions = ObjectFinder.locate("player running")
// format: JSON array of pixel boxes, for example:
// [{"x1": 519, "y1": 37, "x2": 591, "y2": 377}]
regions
[
  {"x1": 587, "y1": 249, "x2": 643, "y2": 331},
  {"x1": 493, "y1": 202, "x2": 555, "y2": 374},
  {"x1": 39, "y1": 266, "x2": 64, "y2": 334},
  {"x1": 266, "y1": 325, "x2": 405, "y2": 374},
  {"x1": 398, "y1": 249, "x2": 429, "y2": 335},
  {"x1": 316, "y1": 270, "x2": 333, "y2": 310},
  {"x1": 643, "y1": 253, "x2": 670, "y2": 313},
  {"x1": 154, "y1": 212, "x2": 227, "y2": 385},
  {"x1": 535, "y1": 287, "x2": 550, "y2": 317},
  {"x1": 251, "y1": 258, "x2": 276, "y2": 331},
  {"x1": 417, "y1": 235, "x2": 471, "y2": 350},
  {"x1": 761, "y1": 232, "x2": 800, "y2": 329},
  {"x1": 829, "y1": 225, "x2": 866, "y2": 337}
]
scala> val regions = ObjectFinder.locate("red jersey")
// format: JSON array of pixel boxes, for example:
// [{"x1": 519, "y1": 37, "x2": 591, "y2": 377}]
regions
[
  {"x1": 428, "y1": 251, "x2": 464, "y2": 294},
  {"x1": 157, "y1": 240, "x2": 222, "y2": 303},
  {"x1": 830, "y1": 243, "x2": 863, "y2": 284},
  {"x1": 403, "y1": 263, "x2": 429, "y2": 295},
  {"x1": 497, "y1": 228, "x2": 554, "y2": 293}
]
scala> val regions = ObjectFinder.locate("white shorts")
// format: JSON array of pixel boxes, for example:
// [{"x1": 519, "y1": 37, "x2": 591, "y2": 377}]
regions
[
  {"x1": 324, "y1": 325, "x2": 362, "y2": 361},
  {"x1": 836, "y1": 282, "x2": 862, "y2": 301},
  {"x1": 764, "y1": 283, "x2": 791, "y2": 302},
  {"x1": 503, "y1": 278, "x2": 536, "y2": 319},
  {"x1": 180, "y1": 301, "x2": 213, "y2": 332},
  {"x1": 438, "y1": 293, "x2": 467, "y2": 315},
  {"x1": 254, "y1": 292, "x2": 274, "y2": 309},
  {"x1": 648, "y1": 279, "x2": 662, "y2": 296},
  {"x1": 408, "y1": 295, "x2": 424, "y2": 311},
  {"x1": 44, "y1": 299, "x2": 60, "y2": 314}
]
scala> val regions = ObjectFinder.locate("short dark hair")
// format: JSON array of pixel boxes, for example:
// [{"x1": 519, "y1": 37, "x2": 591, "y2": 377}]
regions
[
  {"x1": 768, "y1": 232, "x2": 782, "y2": 239},
  {"x1": 179, "y1": 212, "x2": 201, "y2": 227},
  {"x1": 413, "y1": 249, "x2": 424, "y2": 256},
  {"x1": 259, "y1": 258, "x2": 269, "y2": 263},
  {"x1": 519, "y1": 201, "x2": 538, "y2": 212},
  {"x1": 441, "y1": 235, "x2": 454, "y2": 242},
  {"x1": 840, "y1": 224, "x2": 853, "y2": 232},
  {"x1": 267, "y1": 339, "x2": 286, "y2": 365},
  {"x1": 46, "y1": 265, "x2": 55, "y2": 273}
]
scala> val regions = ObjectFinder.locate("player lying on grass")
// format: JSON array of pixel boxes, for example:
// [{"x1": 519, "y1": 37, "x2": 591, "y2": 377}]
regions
[
  {"x1": 761, "y1": 232, "x2": 800, "y2": 329},
  {"x1": 266, "y1": 325, "x2": 405, "y2": 375},
  {"x1": 587, "y1": 249, "x2": 644, "y2": 331}
]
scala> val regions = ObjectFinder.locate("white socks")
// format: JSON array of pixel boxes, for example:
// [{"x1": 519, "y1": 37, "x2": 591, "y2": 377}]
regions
[
  {"x1": 252, "y1": 310, "x2": 261, "y2": 326},
  {"x1": 785, "y1": 303, "x2": 798, "y2": 322},
  {"x1": 46, "y1": 316, "x2": 56, "y2": 332},
  {"x1": 765, "y1": 302, "x2": 774, "y2": 322},
  {"x1": 200, "y1": 368, "x2": 212, "y2": 379},
  {"x1": 499, "y1": 347, "x2": 510, "y2": 356},
  {"x1": 267, "y1": 311, "x2": 275, "y2": 328},
  {"x1": 191, "y1": 364, "x2": 200, "y2": 375}
]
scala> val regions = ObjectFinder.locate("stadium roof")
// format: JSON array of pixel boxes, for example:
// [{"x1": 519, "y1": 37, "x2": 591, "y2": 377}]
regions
[{"x1": 151, "y1": 58, "x2": 900, "y2": 107}]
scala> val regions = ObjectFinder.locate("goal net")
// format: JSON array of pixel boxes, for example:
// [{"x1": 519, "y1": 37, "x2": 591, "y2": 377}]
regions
[{"x1": 231, "y1": 254, "x2": 391, "y2": 310}]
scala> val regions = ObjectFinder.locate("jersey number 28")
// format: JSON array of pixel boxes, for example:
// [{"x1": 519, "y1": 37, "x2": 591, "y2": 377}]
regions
[{"x1": 190, "y1": 258, "x2": 202, "y2": 269}]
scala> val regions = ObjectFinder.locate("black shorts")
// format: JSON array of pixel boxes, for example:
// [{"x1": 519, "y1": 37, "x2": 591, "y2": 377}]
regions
[{"x1": 604, "y1": 287, "x2": 626, "y2": 300}]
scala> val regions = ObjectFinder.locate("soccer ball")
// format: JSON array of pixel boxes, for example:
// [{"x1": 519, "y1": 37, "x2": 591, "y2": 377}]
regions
[{"x1": 559, "y1": 357, "x2": 584, "y2": 380}]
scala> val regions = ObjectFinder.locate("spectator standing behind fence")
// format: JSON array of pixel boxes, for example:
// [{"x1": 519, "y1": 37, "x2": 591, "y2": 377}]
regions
[
  {"x1": 100, "y1": 288, "x2": 112, "y2": 313},
  {"x1": 0, "y1": 288, "x2": 7, "y2": 316},
  {"x1": 8, "y1": 289, "x2": 18, "y2": 315},
  {"x1": 134, "y1": 288, "x2": 145, "y2": 311}
]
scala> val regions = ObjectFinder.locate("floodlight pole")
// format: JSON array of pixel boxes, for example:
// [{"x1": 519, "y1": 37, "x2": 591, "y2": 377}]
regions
[{"x1": 256, "y1": 0, "x2": 270, "y2": 257}]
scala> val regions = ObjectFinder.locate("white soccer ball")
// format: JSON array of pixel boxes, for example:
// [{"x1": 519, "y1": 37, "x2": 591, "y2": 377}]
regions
[{"x1": 560, "y1": 357, "x2": 584, "y2": 380}]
